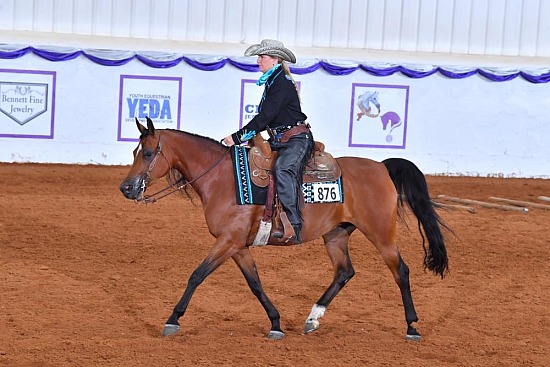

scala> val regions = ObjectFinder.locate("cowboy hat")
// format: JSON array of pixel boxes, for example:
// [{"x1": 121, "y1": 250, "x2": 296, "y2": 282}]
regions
[{"x1": 244, "y1": 39, "x2": 296, "y2": 63}]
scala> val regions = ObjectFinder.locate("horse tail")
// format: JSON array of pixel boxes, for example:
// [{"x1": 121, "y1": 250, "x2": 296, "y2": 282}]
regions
[{"x1": 382, "y1": 158, "x2": 450, "y2": 278}]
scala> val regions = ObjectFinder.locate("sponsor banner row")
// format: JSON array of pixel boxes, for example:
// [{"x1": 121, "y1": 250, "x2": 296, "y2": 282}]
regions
[
  {"x1": 2, "y1": 69, "x2": 409, "y2": 151},
  {"x1": 0, "y1": 54, "x2": 548, "y2": 177}
]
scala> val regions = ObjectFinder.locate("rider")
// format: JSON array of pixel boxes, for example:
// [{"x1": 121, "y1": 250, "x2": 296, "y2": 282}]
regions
[{"x1": 223, "y1": 39, "x2": 314, "y2": 244}]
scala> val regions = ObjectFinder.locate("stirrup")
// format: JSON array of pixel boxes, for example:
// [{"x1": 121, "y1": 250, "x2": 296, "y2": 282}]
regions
[
  {"x1": 271, "y1": 228, "x2": 284, "y2": 238},
  {"x1": 279, "y1": 212, "x2": 297, "y2": 242}
]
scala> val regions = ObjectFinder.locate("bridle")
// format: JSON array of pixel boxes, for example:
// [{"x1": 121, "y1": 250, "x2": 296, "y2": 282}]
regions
[
  {"x1": 364, "y1": 106, "x2": 381, "y2": 118},
  {"x1": 135, "y1": 132, "x2": 231, "y2": 204}
]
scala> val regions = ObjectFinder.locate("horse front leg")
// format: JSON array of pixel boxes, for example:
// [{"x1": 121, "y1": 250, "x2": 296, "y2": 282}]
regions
[
  {"x1": 163, "y1": 241, "x2": 239, "y2": 337},
  {"x1": 304, "y1": 223, "x2": 356, "y2": 334},
  {"x1": 232, "y1": 248, "x2": 284, "y2": 339}
]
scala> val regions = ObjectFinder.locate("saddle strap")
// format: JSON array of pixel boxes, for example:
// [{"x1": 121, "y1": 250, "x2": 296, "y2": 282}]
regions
[{"x1": 262, "y1": 174, "x2": 276, "y2": 222}]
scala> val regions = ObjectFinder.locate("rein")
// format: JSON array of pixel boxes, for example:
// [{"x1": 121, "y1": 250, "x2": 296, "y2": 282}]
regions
[
  {"x1": 138, "y1": 134, "x2": 232, "y2": 204},
  {"x1": 365, "y1": 105, "x2": 381, "y2": 118}
]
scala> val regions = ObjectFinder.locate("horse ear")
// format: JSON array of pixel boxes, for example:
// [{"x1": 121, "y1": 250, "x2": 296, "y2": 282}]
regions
[
  {"x1": 136, "y1": 118, "x2": 147, "y2": 134},
  {"x1": 146, "y1": 116, "x2": 156, "y2": 136}
]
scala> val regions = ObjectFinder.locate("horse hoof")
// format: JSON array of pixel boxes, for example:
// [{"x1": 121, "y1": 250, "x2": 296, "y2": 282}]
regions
[
  {"x1": 162, "y1": 324, "x2": 180, "y2": 336},
  {"x1": 405, "y1": 325, "x2": 421, "y2": 341},
  {"x1": 304, "y1": 319, "x2": 320, "y2": 334},
  {"x1": 267, "y1": 330, "x2": 285, "y2": 340},
  {"x1": 405, "y1": 334, "x2": 422, "y2": 342}
]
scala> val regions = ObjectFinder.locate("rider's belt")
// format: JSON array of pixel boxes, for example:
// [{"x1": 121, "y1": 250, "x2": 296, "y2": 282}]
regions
[
  {"x1": 271, "y1": 121, "x2": 306, "y2": 135},
  {"x1": 271, "y1": 121, "x2": 309, "y2": 142},
  {"x1": 277, "y1": 123, "x2": 310, "y2": 143}
]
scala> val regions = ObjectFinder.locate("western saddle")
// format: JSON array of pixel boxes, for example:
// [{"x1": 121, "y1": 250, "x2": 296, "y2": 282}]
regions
[{"x1": 247, "y1": 134, "x2": 341, "y2": 243}]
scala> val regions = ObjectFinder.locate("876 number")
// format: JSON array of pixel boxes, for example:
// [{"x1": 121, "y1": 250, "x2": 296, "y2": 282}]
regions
[{"x1": 317, "y1": 186, "x2": 337, "y2": 201}]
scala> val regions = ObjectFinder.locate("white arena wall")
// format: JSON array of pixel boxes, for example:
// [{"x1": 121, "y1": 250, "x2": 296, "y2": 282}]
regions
[{"x1": 0, "y1": 0, "x2": 549, "y2": 178}]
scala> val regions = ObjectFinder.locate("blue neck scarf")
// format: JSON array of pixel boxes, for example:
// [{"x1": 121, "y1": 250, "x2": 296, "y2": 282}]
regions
[{"x1": 256, "y1": 64, "x2": 281, "y2": 86}]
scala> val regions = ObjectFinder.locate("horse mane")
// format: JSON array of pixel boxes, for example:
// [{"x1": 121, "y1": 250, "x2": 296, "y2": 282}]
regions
[
  {"x1": 165, "y1": 168, "x2": 199, "y2": 204},
  {"x1": 162, "y1": 129, "x2": 226, "y2": 205},
  {"x1": 165, "y1": 128, "x2": 226, "y2": 149},
  {"x1": 140, "y1": 127, "x2": 225, "y2": 148}
]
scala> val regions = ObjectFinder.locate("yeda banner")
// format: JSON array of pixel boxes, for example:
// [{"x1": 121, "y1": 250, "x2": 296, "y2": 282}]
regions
[{"x1": 118, "y1": 75, "x2": 182, "y2": 141}]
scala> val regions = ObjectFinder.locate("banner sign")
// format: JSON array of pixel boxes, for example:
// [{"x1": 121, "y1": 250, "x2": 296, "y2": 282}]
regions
[
  {"x1": 349, "y1": 83, "x2": 409, "y2": 149},
  {"x1": 0, "y1": 54, "x2": 548, "y2": 177},
  {"x1": 239, "y1": 79, "x2": 262, "y2": 129},
  {"x1": 0, "y1": 69, "x2": 56, "y2": 139},
  {"x1": 117, "y1": 75, "x2": 182, "y2": 141}
]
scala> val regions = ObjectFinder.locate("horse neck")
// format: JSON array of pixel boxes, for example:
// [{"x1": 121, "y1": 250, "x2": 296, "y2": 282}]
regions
[{"x1": 164, "y1": 130, "x2": 230, "y2": 196}]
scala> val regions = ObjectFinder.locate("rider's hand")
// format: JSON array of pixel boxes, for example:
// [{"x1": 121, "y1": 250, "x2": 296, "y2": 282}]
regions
[{"x1": 223, "y1": 135, "x2": 235, "y2": 147}]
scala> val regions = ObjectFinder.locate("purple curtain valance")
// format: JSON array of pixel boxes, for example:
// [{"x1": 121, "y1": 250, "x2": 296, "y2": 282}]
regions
[{"x1": 1, "y1": 44, "x2": 549, "y2": 83}]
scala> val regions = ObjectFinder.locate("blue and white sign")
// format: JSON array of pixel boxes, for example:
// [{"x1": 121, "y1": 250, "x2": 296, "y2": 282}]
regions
[{"x1": 118, "y1": 75, "x2": 182, "y2": 141}]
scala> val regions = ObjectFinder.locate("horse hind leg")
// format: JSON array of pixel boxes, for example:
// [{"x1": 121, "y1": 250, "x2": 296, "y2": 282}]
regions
[
  {"x1": 304, "y1": 223, "x2": 356, "y2": 334},
  {"x1": 377, "y1": 244, "x2": 421, "y2": 341},
  {"x1": 398, "y1": 255, "x2": 421, "y2": 341}
]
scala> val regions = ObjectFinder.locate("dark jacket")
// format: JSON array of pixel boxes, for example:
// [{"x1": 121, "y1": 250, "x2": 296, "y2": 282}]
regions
[{"x1": 231, "y1": 67, "x2": 307, "y2": 144}]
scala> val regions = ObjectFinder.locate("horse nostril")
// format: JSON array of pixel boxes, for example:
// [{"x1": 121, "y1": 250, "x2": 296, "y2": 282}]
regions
[{"x1": 119, "y1": 183, "x2": 131, "y2": 194}]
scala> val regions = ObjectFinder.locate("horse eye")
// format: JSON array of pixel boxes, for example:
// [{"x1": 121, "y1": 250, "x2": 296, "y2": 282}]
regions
[{"x1": 143, "y1": 150, "x2": 154, "y2": 159}]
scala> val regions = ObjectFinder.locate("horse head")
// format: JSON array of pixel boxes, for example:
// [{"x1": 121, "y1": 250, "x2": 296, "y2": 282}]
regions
[
  {"x1": 119, "y1": 117, "x2": 172, "y2": 201},
  {"x1": 369, "y1": 91, "x2": 380, "y2": 110},
  {"x1": 356, "y1": 91, "x2": 381, "y2": 119},
  {"x1": 361, "y1": 91, "x2": 380, "y2": 110}
]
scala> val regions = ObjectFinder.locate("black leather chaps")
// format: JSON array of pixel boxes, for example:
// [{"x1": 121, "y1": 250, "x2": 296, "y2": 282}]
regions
[{"x1": 270, "y1": 131, "x2": 314, "y2": 234}]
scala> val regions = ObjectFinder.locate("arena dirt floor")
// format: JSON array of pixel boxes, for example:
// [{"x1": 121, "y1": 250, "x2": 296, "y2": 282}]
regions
[{"x1": 1, "y1": 162, "x2": 549, "y2": 367}]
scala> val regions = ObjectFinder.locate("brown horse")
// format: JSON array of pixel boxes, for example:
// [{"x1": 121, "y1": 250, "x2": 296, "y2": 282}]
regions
[{"x1": 119, "y1": 117, "x2": 450, "y2": 341}]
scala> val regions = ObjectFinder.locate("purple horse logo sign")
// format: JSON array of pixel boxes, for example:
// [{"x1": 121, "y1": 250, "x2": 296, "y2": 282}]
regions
[
  {"x1": 349, "y1": 83, "x2": 409, "y2": 149},
  {"x1": 0, "y1": 82, "x2": 49, "y2": 125}
]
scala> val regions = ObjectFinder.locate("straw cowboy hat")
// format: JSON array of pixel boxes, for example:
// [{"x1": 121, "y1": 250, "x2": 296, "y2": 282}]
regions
[{"x1": 244, "y1": 39, "x2": 297, "y2": 63}]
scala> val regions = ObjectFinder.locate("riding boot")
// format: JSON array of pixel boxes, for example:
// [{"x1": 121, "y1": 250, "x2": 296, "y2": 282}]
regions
[
  {"x1": 280, "y1": 205, "x2": 302, "y2": 244},
  {"x1": 277, "y1": 203, "x2": 302, "y2": 242},
  {"x1": 290, "y1": 223, "x2": 302, "y2": 244}
]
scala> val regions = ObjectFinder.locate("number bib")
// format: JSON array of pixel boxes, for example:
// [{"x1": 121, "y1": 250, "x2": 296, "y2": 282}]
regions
[{"x1": 302, "y1": 178, "x2": 344, "y2": 204}]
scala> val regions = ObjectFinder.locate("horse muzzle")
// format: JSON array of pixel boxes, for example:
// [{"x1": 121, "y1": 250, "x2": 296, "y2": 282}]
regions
[{"x1": 119, "y1": 176, "x2": 147, "y2": 201}]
